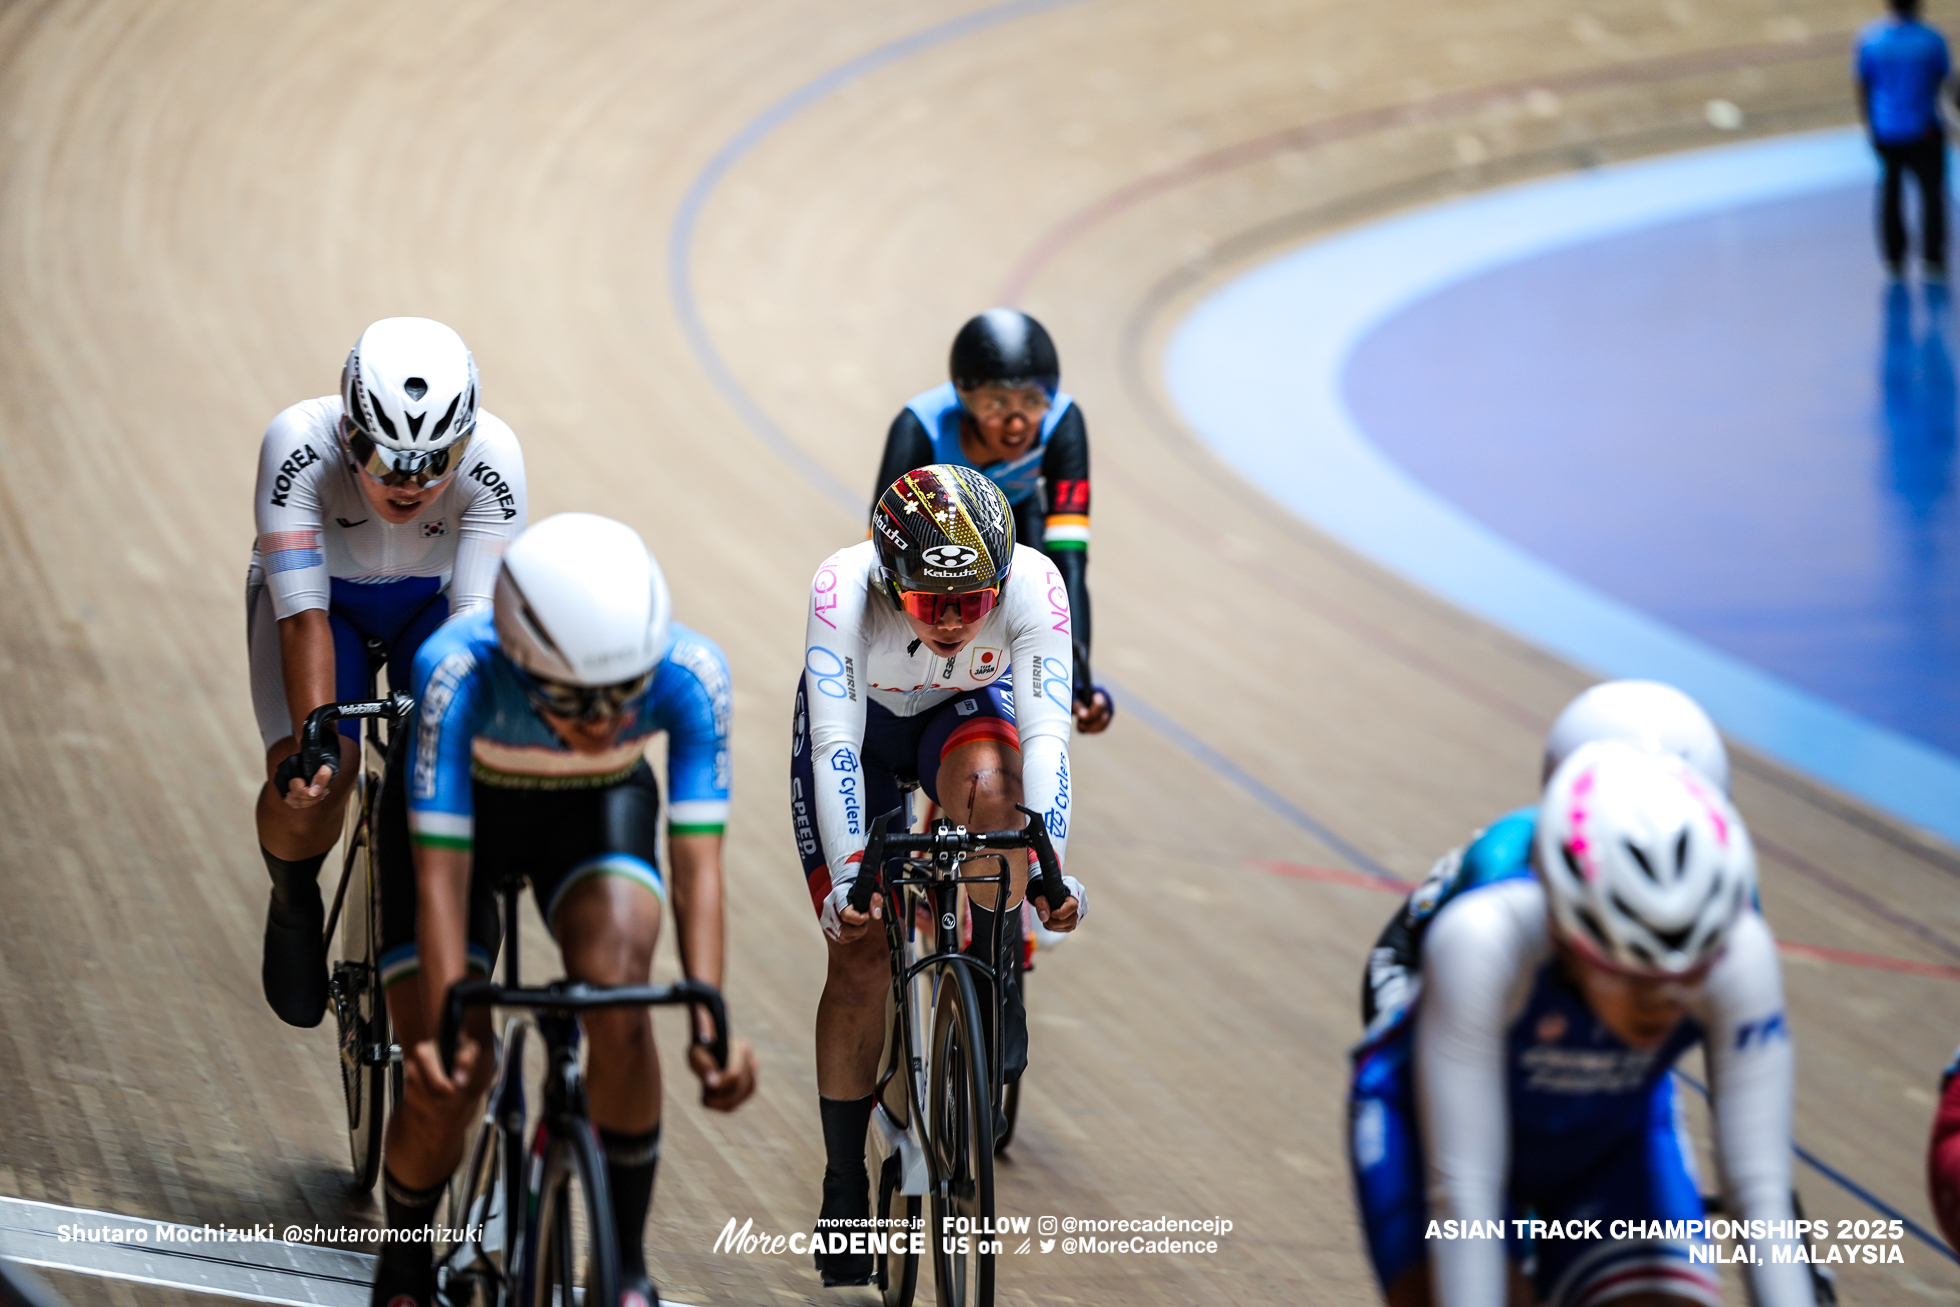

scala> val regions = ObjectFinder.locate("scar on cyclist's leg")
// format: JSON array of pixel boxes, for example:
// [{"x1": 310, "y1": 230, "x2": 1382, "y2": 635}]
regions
[
  {"x1": 553, "y1": 875, "x2": 664, "y2": 1134},
  {"x1": 935, "y1": 739, "x2": 1024, "y2": 910}
]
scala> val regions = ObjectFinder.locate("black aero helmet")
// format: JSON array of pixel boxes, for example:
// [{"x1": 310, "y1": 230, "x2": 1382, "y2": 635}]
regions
[
  {"x1": 949, "y1": 308, "x2": 1060, "y2": 398},
  {"x1": 872, "y1": 464, "x2": 1017, "y2": 600}
]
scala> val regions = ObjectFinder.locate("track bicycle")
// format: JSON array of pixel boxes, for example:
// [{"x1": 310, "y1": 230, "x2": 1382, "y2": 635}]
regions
[
  {"x1": 297, "y1": 643, "x2": 415, "y2": 1193},
  {"x1": 430, "y1": 874, "x2": 729, "y2": 1307},
  {"x1": 849, "y1": 802, "x2": 1068, "y2": 1307}
]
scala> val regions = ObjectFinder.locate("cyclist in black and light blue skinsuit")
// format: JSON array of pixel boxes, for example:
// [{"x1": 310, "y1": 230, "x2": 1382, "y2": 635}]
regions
[
  {"x1": 1359, "y1": 681, "x2": 1734, "y2": 1032},
  {"x1": 368, "y1": 513, "x2": 755, "y2": 1307},
  {"x1": 872, "y1": 309, "x2": 1112, "y2": 734}
]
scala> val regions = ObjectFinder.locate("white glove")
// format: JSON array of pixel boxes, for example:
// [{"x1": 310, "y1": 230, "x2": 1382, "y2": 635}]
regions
[
  {"x1": 1058, "y1": 874, "x2": 1087, "y2": 923},
  {"x1": 819, "y1": 865, "x2": 863, "y2": 942}
]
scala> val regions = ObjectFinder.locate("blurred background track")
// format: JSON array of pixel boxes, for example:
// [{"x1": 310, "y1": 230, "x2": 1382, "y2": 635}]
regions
[{"x1": 0, "y1": 0, "x2": 1954, "y2": 1302}]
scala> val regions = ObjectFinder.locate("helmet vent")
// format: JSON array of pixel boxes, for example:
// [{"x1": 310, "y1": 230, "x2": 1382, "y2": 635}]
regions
[
  {"x1": 1652, "y1": 924, "x2": 1693, "y2": 954},
  {"x1": 1560, "y1": 843, "x2": 1585, "y2": 881},
  {"x1": 1625, "y1": 841, "x2": 1658, "y2": 882},
  {"x1": 429, "y1": 394, "x2": 460, "y2": 443},
  {"x1": 1574, "y1": 905, "x2": 1611, "y2": 947},
  {"x1": 370, "y1": 399, "x2": 398, "y2": 440},
  {"x1": 404, "y1": 377, "x2": 428, "y2": 400},
  {"x1": 1674, "y1": 830, "x2": 1690, "y2": 874}
]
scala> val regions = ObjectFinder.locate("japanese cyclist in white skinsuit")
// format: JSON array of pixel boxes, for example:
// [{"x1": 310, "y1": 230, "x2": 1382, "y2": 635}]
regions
[
  {"x1": 247, "y1": 317, "x2": 525, "y2": 1027},
  {"x1": 790, "y1": 464, "x2": 1086, "y2": 1287}
]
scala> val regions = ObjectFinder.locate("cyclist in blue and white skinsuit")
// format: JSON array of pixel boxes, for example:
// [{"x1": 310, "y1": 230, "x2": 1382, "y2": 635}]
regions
[
  {"x1": 246, "y1": 317, "x2": 526, "y2": 1029},
  {"x1": 1350, "y1": 742, "x2": 1813, "y2": 1307},
  {"x1": 1361, "y1": 681, "x2": 1734, "y2": 1030},
  {"x1": 369, "y1": 514, "x2": 756, "y2": 1307}
]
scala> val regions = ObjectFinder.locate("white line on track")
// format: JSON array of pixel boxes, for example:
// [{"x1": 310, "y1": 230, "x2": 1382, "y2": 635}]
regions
[{"x1": 0, "y1": 1195, "x2": 701, "y2": 1305}]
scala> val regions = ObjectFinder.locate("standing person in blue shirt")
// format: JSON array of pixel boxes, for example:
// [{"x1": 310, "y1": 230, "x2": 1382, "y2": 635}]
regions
[
  {"x1": 1858, "y1": 0, "x2": 1957, "y2": 279},
  {"x1": 872, "y1": 309, "x2": 1113, "y2": 733}
]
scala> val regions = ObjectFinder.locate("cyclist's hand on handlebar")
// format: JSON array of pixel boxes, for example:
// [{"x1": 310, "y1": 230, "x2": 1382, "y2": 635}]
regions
[
  {"x1": 273, "y1": 753, "x2": 338, "y2": 809},
  {"x1": 689, "y1": 1037, "x2": 758, "y2": 1112},
  {"x1": 403, "y1": 1033, "x2": 482, "y2": 1108},
  {"x1": 1033, "y1": 875, "x2": 1087, "y2": 933},
  {"x1": 821, "y1": 882, "x2": 883, "y2": 944},
  {"x1": 1072, "y1": 689, "x2": 1114, "y2": 734}
]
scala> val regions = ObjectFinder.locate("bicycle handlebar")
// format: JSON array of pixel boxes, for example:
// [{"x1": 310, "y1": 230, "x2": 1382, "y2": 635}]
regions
[
  {"x1": 279, "y1": 695, "x2": 416, "y2": 792},
  {"x1": 438, "y1": 977, "x2": 730, "y2": 1076},
  {"x1": 846, "y1": 803, "x2": 1068, "y2": 916}
]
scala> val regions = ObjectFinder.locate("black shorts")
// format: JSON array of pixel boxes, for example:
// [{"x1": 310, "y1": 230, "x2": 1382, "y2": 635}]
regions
[{"x1": 377, "y1": 761, "x2": 664, "y2": 989}]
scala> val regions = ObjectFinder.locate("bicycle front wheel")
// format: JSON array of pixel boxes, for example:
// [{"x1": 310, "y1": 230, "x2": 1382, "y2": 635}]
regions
[
  {"x1": 868, "y1": 997, "x2": 921, "y2": 1307},
  {"x1": 928, "y1": 962, "x2": 994, "y2": 1307},
  {"x1": 333, "y1": 768, "x2": 388, "y2": 1192},
  {"x1": 526, "y1": 1125, "x2": 620, "y2": 1307}
]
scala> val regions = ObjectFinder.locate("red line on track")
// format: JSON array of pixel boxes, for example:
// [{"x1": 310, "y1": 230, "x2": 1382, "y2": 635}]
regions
[
  {"x1": 1775, "y1": 941, "x2": 1960, "y2": 982},
  {"x1": 1253, "y1": 858, "x2": 1416, "y2": 893},
  {"x1": 1255, "y1": 860, "x2": 1960, "y2": 980}
]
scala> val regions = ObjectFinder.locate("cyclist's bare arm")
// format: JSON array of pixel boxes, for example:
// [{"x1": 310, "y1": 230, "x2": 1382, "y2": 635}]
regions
[
  {"x1": 411, "y1": 843, "x2": 481, "y2": 1090},
  {"x1": 668, "y1": 833, "x2": 757, "y2": 1109},
  {"x1": 274, "y1": 608, "x2": 339, "y2": 803}
]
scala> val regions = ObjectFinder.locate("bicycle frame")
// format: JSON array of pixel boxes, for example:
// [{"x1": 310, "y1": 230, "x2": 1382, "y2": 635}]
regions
[{"x1": 860, "y1": 804, "x2": 1067, "y2": 1196}]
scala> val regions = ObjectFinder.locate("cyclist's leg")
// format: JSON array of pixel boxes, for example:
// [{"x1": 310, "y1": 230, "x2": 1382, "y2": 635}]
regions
[
  {"x1": 794, "y1": 677, "x2": 908, "y2": 1284},
  {"x1": 918, "y1": 684, "x2": 1028, "y2": 1086},
  {"x1": 521, "y1": 765, "x2": 667, "y2": 1295},
  {"x1": 918, "y1": 682, "x2": 1025, "y2": 912},
  {"x1": 1527, "y1": 1077, "x2": 1718, "y2": 1307},
  {"x1": 249, "y1": 576, "x2": 363, "y2": 1025},
  {"x1": 371, "y1": 770, "x2": 499, "y2": 1306}
]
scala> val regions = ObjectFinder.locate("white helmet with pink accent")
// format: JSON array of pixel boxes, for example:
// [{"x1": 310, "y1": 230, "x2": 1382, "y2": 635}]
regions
[{"x1": 1534, "y1": 740, "x2": 1756, "y2": 976}]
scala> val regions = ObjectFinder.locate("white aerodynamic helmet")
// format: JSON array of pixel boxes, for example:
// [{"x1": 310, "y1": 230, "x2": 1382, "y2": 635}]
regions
[
  {"x1": 494, "y1": 514, "x2": 672, "y2": 700},
  {"x1": 340, "y1": 317, "x2": 480, "y2": 489},
  {"x1": 1542, "y1": 679, "x2": 1730, "y2": 795},
  {"x1": 1535, "y1": 740, "x2": 1756, "y2": 977}
]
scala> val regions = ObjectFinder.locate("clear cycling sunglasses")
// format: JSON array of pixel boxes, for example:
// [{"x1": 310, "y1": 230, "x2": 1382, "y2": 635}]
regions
[{"x1": 957, "y1": 383, "x2": 1052, "y2": 422}]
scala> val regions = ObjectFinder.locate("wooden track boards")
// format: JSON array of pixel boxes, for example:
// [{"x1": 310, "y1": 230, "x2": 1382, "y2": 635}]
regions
[{"x1": 0, "y1": 1, "x2": 1954, "y2": 1302}]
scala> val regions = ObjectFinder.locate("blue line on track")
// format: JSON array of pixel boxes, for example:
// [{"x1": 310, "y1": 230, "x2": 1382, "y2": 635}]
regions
[
  {"x1": 1675, "y1": 1072, "x2": 1959, "y2": 1262},
  {"x1": 1107, "y1": 677, "x2": 1393, "y2": 877},
  {"x1": 662, "y1": 6, "x2": 1944, "y2": 1257},
  {"x1": 663, "y1": 0, "x2": 1386, "y2": 873}
]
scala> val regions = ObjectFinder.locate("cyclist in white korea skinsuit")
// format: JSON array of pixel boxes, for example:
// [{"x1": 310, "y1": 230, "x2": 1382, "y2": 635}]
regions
[
  {"x1": 247, "y1": 317, "x2": 526, "y2": 1028},
  {"x1": 789, "y1": 463, "x2": 1085, "y2": 1286}
]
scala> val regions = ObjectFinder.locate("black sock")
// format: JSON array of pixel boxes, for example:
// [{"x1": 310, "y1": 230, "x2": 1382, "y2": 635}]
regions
[
  {"x1": 600, "y1": 1123, "x2": 662, "y2": 1282},
  {"x1": 260, "y1": 846, "x2": 327, "y2": 924},
  {"x1": 817, "y1": 1093, "x2": 874, "y2": 1203},
  {"x1": 965, "y1": 903, "x2": 1026, "y2": 1082},
  {"x1": 378, "y1": 1169, "x2": 444, "y2": 1282}
]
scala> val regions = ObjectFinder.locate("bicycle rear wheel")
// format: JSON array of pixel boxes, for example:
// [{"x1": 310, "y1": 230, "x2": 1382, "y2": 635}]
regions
[
  {"x1": 928, "y1": 962, "x2": 994, "y2": 1307},
  {"x1": 332, "y1": 767, "x2": 388, "y2": 1192},
  {"x1": 526, "y1": 1124, "x2": 620, "y2": 1307}
]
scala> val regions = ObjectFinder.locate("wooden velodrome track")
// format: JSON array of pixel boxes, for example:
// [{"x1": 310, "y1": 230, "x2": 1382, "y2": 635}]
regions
[{"x1": 0, "y1": 0, "x2": 1957, "y2": 1303}]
